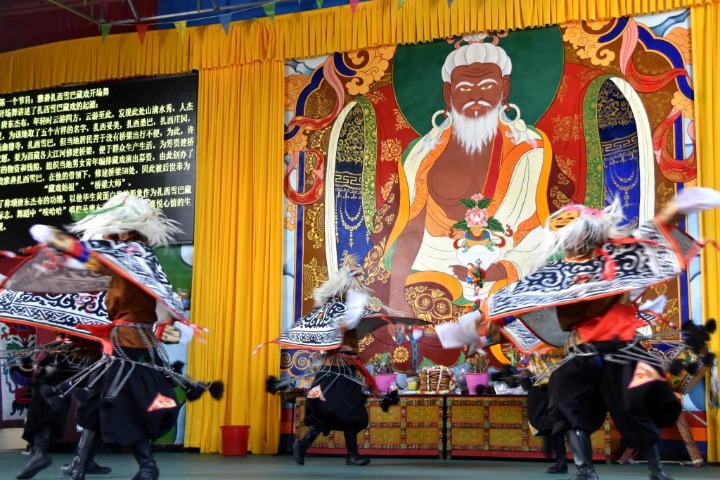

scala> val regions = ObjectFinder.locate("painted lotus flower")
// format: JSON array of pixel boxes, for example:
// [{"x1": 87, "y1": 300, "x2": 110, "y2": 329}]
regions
[{"x1": 453, "y1": 195, "x2": 504, "y2": 233}]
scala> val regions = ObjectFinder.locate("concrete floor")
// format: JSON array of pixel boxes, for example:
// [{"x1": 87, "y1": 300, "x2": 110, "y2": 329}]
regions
[{"x1": 1, "y1": 451, "x2": 719, "y2": 480}]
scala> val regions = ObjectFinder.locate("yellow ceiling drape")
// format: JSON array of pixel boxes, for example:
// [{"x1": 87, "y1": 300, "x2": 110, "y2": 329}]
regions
[
  {"x1": 693, "y1": 1, "x2": 720, "y2": 463},
  {"x1": 2, "y1": 0, "x2": 720, "y2": 91},
  {"x1": 0, "y1": 0, "x2": 718, "y2": 455}
]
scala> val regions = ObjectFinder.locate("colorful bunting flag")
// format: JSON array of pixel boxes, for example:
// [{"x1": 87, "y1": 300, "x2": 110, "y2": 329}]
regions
[
  {"x1": 174, "y1": 21, "x2": 188, "y2": 42},
  {"x1": 219, "y1": 13, "x2": 232, "y2": 34},
  {"x1": 136, "y1": 24, "x2": 149, "y2": 44},
  {"x1": 316, "y1": 0, "x2": 324, "y2": 8},
  {"x1": 350, "y1": 0, "x2": 359, "y2": 13},
  {"x1": 100, "y1": 23, "x2": 112, "y2": 43},
  {"x1": 447, "y1": 0, "x2": 454, "y2": 6},
  {"x1": 398, "y1": 0, "x2": 406, "y2": 8},
  {"x1": 262, "y1": 2, "x2": 276, "y2": 21}
]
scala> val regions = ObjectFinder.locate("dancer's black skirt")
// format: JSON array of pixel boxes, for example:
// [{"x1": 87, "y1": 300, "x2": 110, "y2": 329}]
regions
[
  {"x1": 76, "y1": 348, "x2": 179, "y2": 446},
  {"x1": 547, "y1": 342, "x2": 681, "y2": 447},
  {"x1": 304, "y1": 365, "x2": 369, "y2": 435}
]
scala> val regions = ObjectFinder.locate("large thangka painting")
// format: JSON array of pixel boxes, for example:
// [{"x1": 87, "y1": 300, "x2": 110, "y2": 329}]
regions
[{"x1": 281, "y1": 11, "x2": 697, "y2": 376}]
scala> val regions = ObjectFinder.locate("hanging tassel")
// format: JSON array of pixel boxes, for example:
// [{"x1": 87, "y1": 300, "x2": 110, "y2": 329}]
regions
[
  {"x1": 266, "y1": 376, "x2": 280, "y2": 394},
  {"x1": 668, "y1": 358, "x2": 685, "y2": 376},
  {"x1": 706, "y1": 318, "x2": 717, "y2": 334},
  {"x1": 207, "y1": 381, "x2": 224, "y2": 400},
  {"x1": 379, "y1": 389, "x2": 399, "y2": 412},
  {"x1": 703, "y1": 352, "x2": 716, "y2": 367},
  {"x1": 186, "y1": 384, "x2": 205, "y2": 401},
  {"x1": 474, "y1": 383, "x2": 488, "y2": 395},
  {"x1": 519, "y1": 373, "x2": 533, "y2": 391},
  {"x1": 682, "y1": 320, "x2": 710, "y2": 353},
  {"x1": 686, "y1": 362, "x2": 701, "y2": 376}
]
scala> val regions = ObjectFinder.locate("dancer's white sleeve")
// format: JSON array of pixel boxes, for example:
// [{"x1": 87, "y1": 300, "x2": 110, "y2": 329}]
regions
[{"x1": 435, "y1": 310, "x2": 481, "y2": 349}]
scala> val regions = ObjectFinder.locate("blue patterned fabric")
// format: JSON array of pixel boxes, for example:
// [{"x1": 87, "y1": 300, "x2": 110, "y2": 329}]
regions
[{"x1": 487, "y1": 221, "x2": 698, "y2": 321}]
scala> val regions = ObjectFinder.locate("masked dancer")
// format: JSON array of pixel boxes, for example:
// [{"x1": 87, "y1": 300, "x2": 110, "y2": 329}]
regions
[
  {"x1": 266, "y1": 257, "x2": 411, "y2": 466},
  {"x1": 436, "y1": 187, "x2": 720, "y2": 480},
  {"x1": 13, "y1": 337, "x2": 109, "y2": 479},
  {"x1": 3, "y1": 193, "x2": 222, "y2": 480}
]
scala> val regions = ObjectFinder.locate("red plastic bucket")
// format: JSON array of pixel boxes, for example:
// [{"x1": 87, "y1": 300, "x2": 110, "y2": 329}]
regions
[{"x1": 221, "y1": 425, "x2": 250, "y2": 456}]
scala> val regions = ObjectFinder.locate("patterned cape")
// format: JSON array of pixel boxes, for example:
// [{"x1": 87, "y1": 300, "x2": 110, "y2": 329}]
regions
[
  {"x1": 484, "y1": 220, "x2": 701, "y2": 353},
  {"x1": 275, "y1": 301, "x2": 372, "y2": 350},
  {"x1": 0, "y1": 240, "x2": 185, "y2": 340},
  {"x1": 275, "y1": 300, "x2": 429, "y2": 351}
]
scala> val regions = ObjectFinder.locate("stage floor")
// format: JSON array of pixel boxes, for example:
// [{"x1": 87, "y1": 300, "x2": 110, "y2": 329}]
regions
[{"x1": 1, "y1": 451, "x2": 718, "y2": 479}]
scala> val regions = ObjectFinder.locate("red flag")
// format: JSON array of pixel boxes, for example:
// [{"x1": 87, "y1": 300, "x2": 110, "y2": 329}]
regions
[
  {"x1": 136, "y1": 24, "x2": 149, "y2": 44},
  {"x1": 350, "y1": 0, "x2": 359, "y2": 13}
]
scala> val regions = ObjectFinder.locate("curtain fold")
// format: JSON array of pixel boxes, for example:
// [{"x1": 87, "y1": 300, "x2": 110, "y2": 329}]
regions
[
  {"x1": 692, "y1": 1, "x2": 720, "y2": 462},
  {"x1": 0, "y1": 0, "x2": 717, "y2": 455},
  {"x1": 186, "y1": 61, "x2": 283, "y2": 453}
]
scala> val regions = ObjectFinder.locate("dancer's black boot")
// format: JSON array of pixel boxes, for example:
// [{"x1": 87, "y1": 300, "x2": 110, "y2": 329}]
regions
[
  {"x1": 546, "y1": 433, "x2": 568, "y2": 474},
  {"x1": 292, "y1": 425, "x2": 320, "y2": 465},
  {"x1": 60, "y1": 430, "x2": 111, "y2": 476},
  {"x1": 640, "y1": 444, "x2": 674, "y2": 480},
  {"x1": 84, "y1": 458, "x2": 112, "y2": 475},
  {"x1": 566, "y1": 430, "x2": 599, "y2": 480},
  {"x1": 344, "y1": 429, "x2": 370, "y2": 466},
  {"x1": 130, "y1": 439, "x2": 159, "y2": 480},
  {"x1": 16, "y1": 425, "x2": 53, "y2": 479},
  {"x1": 61, "y1": 428, "x2": 96, "y2": 480}
]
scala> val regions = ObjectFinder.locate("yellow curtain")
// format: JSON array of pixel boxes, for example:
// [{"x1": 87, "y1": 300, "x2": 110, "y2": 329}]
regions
[
  {"x1": 693, "y1": 1, "x2": 720, "y2": 462},
  {"x1": 0, "y1": 0, "x2": 718, "y2": 455},
  {"x1": 186, "y1": 61, "x2": 284, "y2": 453}
]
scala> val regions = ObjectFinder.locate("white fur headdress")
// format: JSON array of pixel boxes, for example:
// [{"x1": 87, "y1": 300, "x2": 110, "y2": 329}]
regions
[
  {"x1": 442, "y1": 34, "x2": 512, "y2": 83},
  {"x1": 312, "y1": 255, "x2": 401, "y2": 316},
  {"x1": 313, "y1": 256, "x2": 368, "y2": 307},
  {"x1": 539, "y1": 198, "x2": 631, "y2": 264},
  {"x1": 68, "y1": 192, "x2": 182, "y2": 247}
]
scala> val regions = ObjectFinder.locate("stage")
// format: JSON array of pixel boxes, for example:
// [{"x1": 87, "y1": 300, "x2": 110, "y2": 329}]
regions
[{"x1": 1, "y1": 451, "x2": 717, "y2": 480}]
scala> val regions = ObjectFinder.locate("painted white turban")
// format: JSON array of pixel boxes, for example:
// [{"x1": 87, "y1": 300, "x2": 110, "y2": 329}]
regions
[{"x1": 441, "y1": 42, "x2": 513, "y2": 83}]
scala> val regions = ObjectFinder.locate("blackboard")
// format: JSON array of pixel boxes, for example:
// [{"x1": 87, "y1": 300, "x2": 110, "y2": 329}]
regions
[{"x1": 0, "y1": 73, "x2": 198, "y2": 250}]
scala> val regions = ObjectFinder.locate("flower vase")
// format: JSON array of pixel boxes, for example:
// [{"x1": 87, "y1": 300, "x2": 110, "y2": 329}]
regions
[
  {"x1": 465, "y1": 372, "x2": 490, "y2": 395},
  {"x1": 374, "y1": 373, "x2": 397, "y2": 393}
]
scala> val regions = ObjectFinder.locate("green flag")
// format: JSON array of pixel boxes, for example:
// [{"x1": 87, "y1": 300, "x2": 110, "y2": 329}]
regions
[
  {"x1": 100, "y1": 23, "x2": 112, "y2": 43},
  {"x1": 262, "y1": 2, "x2": 276, "y2": 21}
]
